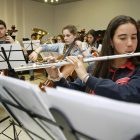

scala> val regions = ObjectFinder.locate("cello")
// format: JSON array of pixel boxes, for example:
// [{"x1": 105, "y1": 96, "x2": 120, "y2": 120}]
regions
[{"x1": 39, "y1": 38, "x2": 77, "y2": 92}]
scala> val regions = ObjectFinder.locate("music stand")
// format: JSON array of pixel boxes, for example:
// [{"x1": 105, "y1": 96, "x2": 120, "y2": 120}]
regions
[
  {"x1": 23, "y1": 40, "x2": 40, "y2": 51},
  {"x1": 0, "y1": 43, "x2": 26, "y2": 78},
  {"x1": 0, "y1": 76, "x2": 66, "y2": 140},
  {"x1": 1, "y1": 76, "x2": 140, "y2": 140},
  {"x1": 23, "y1": 40, "x2": 47, "y2": 61}
]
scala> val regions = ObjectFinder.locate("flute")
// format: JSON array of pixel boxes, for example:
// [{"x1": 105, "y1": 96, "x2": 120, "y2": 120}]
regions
[{"x1": 14, "y1": 52, "x2": 140, "y2": 72}]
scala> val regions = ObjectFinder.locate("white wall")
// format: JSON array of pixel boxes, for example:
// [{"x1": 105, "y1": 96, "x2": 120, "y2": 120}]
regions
[
  {"x1": 0, "y1": 0, "x2": 140, "y2": 42},
  {"x1": 54, "y1": 0, "x2": 140, "y2": 35},
  {"x1": 0, "y1": 0, "x2": 54, "y2": 42}
]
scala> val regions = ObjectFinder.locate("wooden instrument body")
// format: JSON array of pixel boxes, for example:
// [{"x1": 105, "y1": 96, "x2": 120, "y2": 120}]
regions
[
  {"x1": 39, "y1": 55, "x2": 76, "y2": 92},
  {"x1": 1, "y1": 70, "x2": 8, "y2": 76}
]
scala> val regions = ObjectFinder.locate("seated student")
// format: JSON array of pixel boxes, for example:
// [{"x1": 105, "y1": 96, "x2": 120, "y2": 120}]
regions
[
  {"x1": 0, "y1": 19, "x2": 28, "y2": 56},
  {"x1": 82, "y1": 29, "x2": 101, "y2": 56},
  {"x1": 45, "y1": 15, "x2": 140, "y2": 103},
  {"x1": 0, "y1": 20, "x2": 15, "y2": 44},
  {"x1": 29, "y1": 24, "x2": 93, "y2": 62},
  {"x1": 83, "y1": 35, "x2": 88, "y2": 42},
  {"x1": 28, "y1": 33, "x2": 38, "y2": 81},
  {"x1": 56, "y1": 34, "x2": 65, "y2": 43},
  {"x1": 0, "y1": 20, "x2": 26, "y2": 79},
  {"x1": 78, "y1": 28, "x2": 86, "y2": 42}
]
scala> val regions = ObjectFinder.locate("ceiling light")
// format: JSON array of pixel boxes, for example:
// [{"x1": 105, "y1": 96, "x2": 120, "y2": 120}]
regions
[{"x1": 44, "y1": 0, "x2": 58, "y2": 3}]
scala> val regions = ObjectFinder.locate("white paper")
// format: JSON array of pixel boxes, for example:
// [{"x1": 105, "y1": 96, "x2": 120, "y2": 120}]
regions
[
  {"x1": 23, "y1": 40, "x2": 40, "y2": 50},
  {"x1": 0, "y1": 43, "x2": 26, "y2": 69},
  {"x1": 42, "y1": 86, "x2": 140, "y2": 140},
  {"x1": 0, "y1": 75, "x2": 66, "y2": 140}
]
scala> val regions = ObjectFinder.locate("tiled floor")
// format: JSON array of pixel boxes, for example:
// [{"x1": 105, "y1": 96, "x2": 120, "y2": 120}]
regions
[{"x1": 0, "y1": 71, "x2": 47, "y2": 140}]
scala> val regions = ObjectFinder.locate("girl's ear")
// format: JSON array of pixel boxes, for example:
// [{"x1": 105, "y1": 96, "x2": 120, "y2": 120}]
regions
[{"x1": 110, "y1": 38, "x2": 114, "y2": 46}]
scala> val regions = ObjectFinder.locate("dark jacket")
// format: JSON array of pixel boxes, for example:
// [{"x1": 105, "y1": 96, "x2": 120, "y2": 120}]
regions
[{"x1": 53, "y1": 61, "x2": 140, "y2": 103}]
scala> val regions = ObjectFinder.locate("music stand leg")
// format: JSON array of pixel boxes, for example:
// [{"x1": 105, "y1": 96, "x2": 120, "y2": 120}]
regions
[
  {"x1": 8, "y1": 69, "x2": 19, "y2": 79},
  {"x1": 0, "y1": 118, "x2": 21, "y2": 140},
  {"x1": 0, "y1": 116, "x2": 10, "y2": 123}
]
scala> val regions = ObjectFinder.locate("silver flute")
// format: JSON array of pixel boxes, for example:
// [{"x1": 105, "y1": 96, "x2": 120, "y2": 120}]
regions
[{"x1": 14, "y1": 52, "x2": 140, "y2": 72}]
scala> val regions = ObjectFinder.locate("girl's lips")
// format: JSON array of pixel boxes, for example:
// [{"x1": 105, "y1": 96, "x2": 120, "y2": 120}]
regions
[{"x1": 126, "y1": 51, "x2": 133, "y2": 53}]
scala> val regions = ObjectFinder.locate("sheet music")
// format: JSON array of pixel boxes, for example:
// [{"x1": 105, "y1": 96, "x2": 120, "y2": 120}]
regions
[
  {"x1": 43, "y1": 86, "x2": 140, "y2": 140},
  {"x1": 0, "y1": 43, "x2": 26, "y2": 69},
  {"x1": 0, "y1": 76, "x2": 66, "y2": 140},
  {"x1": 23, "y1": 40, "x2": 40, "y2": 50}
]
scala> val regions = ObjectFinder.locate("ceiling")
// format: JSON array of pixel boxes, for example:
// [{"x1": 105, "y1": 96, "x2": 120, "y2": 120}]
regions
[{"x1": 31, "y1": 0, "x2": 82, "y2": 5}]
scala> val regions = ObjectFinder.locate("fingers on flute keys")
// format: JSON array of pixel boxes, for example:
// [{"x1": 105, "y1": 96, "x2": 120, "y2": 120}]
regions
[
  {"x1": 29, "y1": 52, "x2": 37, "y2": 62},
  {"x1": 44, "y1": 56, "x2": 56, "y2": 63}
]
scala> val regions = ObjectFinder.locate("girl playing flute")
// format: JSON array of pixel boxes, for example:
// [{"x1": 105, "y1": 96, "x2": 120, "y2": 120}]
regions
[{"x1": 45, "y1": 15, "x2": 140, "y2": 103}]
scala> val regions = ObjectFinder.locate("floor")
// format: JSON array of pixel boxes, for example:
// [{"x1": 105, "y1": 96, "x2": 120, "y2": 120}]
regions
[{"x1": 0, "y1": 71, "x2": 47, "y2": 140}]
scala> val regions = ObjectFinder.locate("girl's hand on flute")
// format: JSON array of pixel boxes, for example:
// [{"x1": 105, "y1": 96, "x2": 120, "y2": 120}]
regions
[
  {"x1": 45, "y1": 56, "x2": 60, "y2": 79},
  {"x1": 66, "y1": 55, "x2": 88, "y2": 80},
  {"x1": 29, "y1": 51, "x2": 38, "y2": 62}
]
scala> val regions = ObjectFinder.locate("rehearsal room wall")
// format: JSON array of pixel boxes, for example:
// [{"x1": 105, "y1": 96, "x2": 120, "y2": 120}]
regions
[
  {"x1": 0, "y1": 0, "x2": 54, "y2": 43},
  {"x1": 1, "y1": 0, "x2": 140, "y2": 42},
  {"x1": 53, "y1": 0, "x2": 140, "y2": 35}
]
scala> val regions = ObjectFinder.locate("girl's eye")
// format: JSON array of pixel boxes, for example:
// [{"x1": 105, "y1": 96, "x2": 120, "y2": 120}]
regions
[
  {"x1": 132, "y1": 37, "x2": 137, "y2": 40},
  {"x1": 120, "y1": 38, "x2": 126, "y2": 40}
]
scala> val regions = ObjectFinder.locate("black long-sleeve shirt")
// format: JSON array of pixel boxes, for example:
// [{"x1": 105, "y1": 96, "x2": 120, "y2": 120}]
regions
[{"x1": 53, "y1": 61, "x2": 140, "y2": 103}]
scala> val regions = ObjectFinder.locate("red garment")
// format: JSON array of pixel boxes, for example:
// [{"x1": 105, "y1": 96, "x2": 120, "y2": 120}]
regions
[{"x1": 91, "y1": 61, "x2": 135, "y2": 95}]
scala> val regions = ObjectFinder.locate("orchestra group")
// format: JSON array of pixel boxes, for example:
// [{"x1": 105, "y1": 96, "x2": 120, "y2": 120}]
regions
[{"x1": 0, "y1": 15, "x2": 140, "y2": 103}]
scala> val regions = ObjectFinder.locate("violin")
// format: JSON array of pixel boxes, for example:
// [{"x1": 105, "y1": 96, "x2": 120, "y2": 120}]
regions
[
  {"x1": 1, "y1": 70, "x2": 8, "y2": 76},
  {"x1": 7, "y1": 25, "x2": 16, "y2": 36},
  {"x1": 39, "y1": 55, "x2": 76, "y2": 92},
  {"x1": 39, "y1": 38, "x2": 77, "y2": 92}
]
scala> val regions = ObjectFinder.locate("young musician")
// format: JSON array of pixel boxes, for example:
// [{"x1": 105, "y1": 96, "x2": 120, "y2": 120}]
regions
[
  {"x1": 56, "y1": 34, "x2": 65, "y2": 43},
  {"x1": 28, "y1": 33, "x2": 38, "y2": 81},
  {"x1": 0, "y1": 19, "x2": 27, "y2": 56},
  {"x1": 29, "y1": 24, "x2": 93, "y2": 62},
  {"x1": 45, "y1": 15, "x2": 140, "y2": 103},
  {"x1": 82, "y1": 29, "x2": 102, "y2": 55},
  {"x1": 0, "y1": 20, "x2": 25, "y2": 79},
  {"x1": 0, "y1": 20, "x2": 15, "y2": 44}
]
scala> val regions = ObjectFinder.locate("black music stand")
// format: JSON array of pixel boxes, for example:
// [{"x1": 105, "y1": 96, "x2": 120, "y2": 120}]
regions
[
  {"x1": 0, "y1": 76, "x2": 140, "y2": 140},
  {"x1": 0, "y1": 43, "x2": 27, "y2": 139},
  {"x1": 23, "y1": 40, "x2": 40, "y2": 51},
  {"x1": 0, "y1": 76, "x2": 96, "y2": 140},
  {"x1": 0, "y1": 43, "x2": 26, "y2": 78},
  {"x1": 23, "y1": 40, "x2": 47, "y2": 60}
]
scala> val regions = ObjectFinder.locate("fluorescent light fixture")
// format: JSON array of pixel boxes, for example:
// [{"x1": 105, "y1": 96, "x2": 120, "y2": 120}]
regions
[
  {"x1": 51, "y1": 0, "x2": 54, "y2": 2},
  {"x1": 56, "y1": 0, "x2": 58, "y2": 1},
  {"x1": 44, "y1": 0, "x2": 47, "y2": 2}
]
